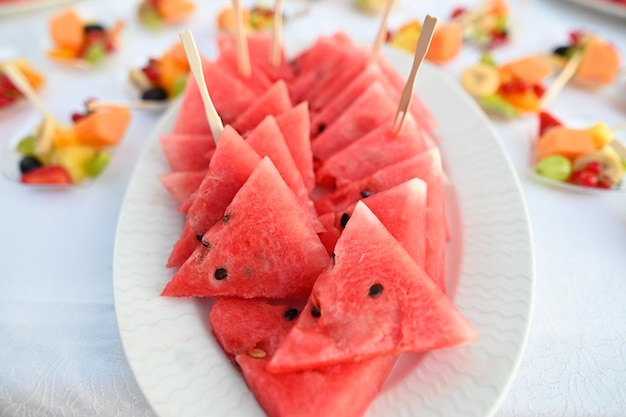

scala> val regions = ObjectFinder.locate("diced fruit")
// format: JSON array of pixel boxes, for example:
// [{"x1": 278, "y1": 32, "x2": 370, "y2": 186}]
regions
[
  {"x1": 460, "y1": 64, "x2": 500, "y2": 97},
  {"x1": 74, "y1": 106, "x2": 132, "y2": 148},
  {"x1": 535, "y1": 155, "x2": 572, "y2": 181},
  {"x1": 536, "y1": 126, "x2": 596, "y2": 161},
  {"x1": 85, "y1": 151, "x2": 112, "y2": 177},
  {"x1": 425, "y1": 22, "x2": 463, "y2": 64},
  {"x1": 129, "y1": 68, "x2": 154, "y2": 91},
  {"x1": 538, "y1": 111, "x2": 562, "y2": 136},
  {"x1": 388, "y1": 21, "x2": 421, "y2": 53},
  {"x1": 587, "y1": 122, "x2": 613, "y2": 148},
  {"x1": 572, "y1": 146, "x2": 624, "y2": 186},
  {"x1": 353, "y1": 0, "x2": 388, "y2": 14},
  {"x1": 479, "y1": 94, "x2": 519, "y2": 118},
  {"x1": 51, "y1": 145, "x2": 98, "y2": 183},
  {"x1": 576, "y1": 38, "x2": 620, "y2": 85},
  {"x1": 20, "y1": 165, "x2": 72, "y2": 185},
  {"x1": 141, "y1": 86, "x2": 168, "y2": 101},
  {"x1": 83, "y1": 41, "x2": 107, "y2": 65},
  {"x1": 480, "y1": 53, "x2": 498, "y2": 67},
  {"x1": 49, "y1": 9, "x2": 84, "y2": 50},
  {"x1": 19, "y1": 156, "x2": 43, "y2": 174},
  {"x1": 156, "y1": 0, "x2": 196, "y2": 23},
  {"x1": 54, "y1": 125, "x2": 79, "y2": 148},
  {"x1": 499, "y1": 89, "x2": 541, "y2": 112},
  {"x1": 171, "y1": 75, "x2": 187, "y2": 97},
  {"x1": 500, "y1": 56, "x2": 554, "y2": 85},
  {"x1": 16, "y1": 135, "x2": 37, "y2": 156}
]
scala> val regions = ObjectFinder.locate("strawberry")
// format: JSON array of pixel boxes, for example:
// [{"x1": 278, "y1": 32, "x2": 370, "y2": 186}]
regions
[
  {"x1": 20, "y1": 165, "x2": 72, "y2": 185},
  {"x1": 538, "y1": 111, "x2": 562, "y2": 136}
]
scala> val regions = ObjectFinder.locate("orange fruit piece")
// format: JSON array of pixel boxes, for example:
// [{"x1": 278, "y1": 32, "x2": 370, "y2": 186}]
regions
[
  {"x1": 74, "y1": 106, "x2": 132, "y2": 148},
  {"x1": 49, "y1": 9, "x2": 84, "y2": 51},
  {"x1": 157, "y1": 0, "x2": 195, "y2": 23},
  {"x1": 500, "y1": 90, "x2": 541, "y2": 113},
  {"x1": 426, "y1": 22, "x2": 463, "y2": 64},
  {"x1": 536, "y1": 126, "x2": 597, "y2": 161},
  {"x1": 501, "y1": 56, "x2": 554, "y2": 85},
  {"x1": 576, "y1": 38, "x2": 620, "y2": 85}
]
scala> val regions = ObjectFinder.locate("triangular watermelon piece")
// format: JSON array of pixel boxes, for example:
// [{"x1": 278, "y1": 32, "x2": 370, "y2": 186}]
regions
[
  {"x1": 217, "y1": 34, "x2": 294, "y2": 82},
  {"x1": 310, "y1": 81, "x2": 396, "y2": 165},
  {"x1": 231, "y1": 80, "x2": 292, "y2": 134},
  {"x1": 275, "y1": 102, "x2": 315, "y2": 194},
  {"x1": 315, "y1": 116, "x2": 428, "y2": 188},
  {"x1": 158, "y1": 170, "x2": 207, "y2": 205},
  {"x1": 162, "y1": 157, "x2": 330, "y2": 299},
  {"x1": 173, "y1": 56, "x2": 256, "y2": 133},
  {"x1": 314, "y1": 149, "x2": 447, "y2": 292},
  {"x1": 246, "y1": 115, "x2": 322, "y2": 231},
  {"x1": 215, "y1": 39, "x2": 274, "y2": 95},
  {"x1": 166, "y1": 126, "x2": 261, "y2": 268},
  {"x1": 267, "y1": 202, "x2": 477, "y2": 373},
  {"x1": 159, "y1": 133, "x2": 215, "y2": 172},
  {"x1": 307, "y1": 54, "x2": 368, "y2": 113},
  {"x1": 317, "y1": 178, "x2": 428, "y2": 267},
  {"x1": 209, "y1": 297, "x2": 397, "y2": 417}
]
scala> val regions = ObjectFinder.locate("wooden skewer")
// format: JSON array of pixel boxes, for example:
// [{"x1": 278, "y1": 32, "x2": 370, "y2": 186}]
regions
[
  {"x1": 271, "y1": 0, "x2": 284, "y2": 67},
  {"x1": 179, "y1": 30, "x2": 224, "y2": 142},
  {"x1": 392, "y1": 14, "x2": 438, "y2": 135},
  {"x1": 369, "y1": 0, "x2": 395, "y2": 62},
  {"x1": 87, "y1": 100, "x2": 168, "y2": 111},
  {"x1": 233, "y1": 0, "x2": 251, "y2": 78},
  {"x1": 539, "y1": 52, "x2": 583, "y2": 109},
  {"x1": 1, "y1": 62, "x2": 55, "y2": 120}
]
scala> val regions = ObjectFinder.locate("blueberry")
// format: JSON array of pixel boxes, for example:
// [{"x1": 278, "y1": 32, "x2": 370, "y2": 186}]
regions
[
  {"x1": 552, "y1": 46, "x2": 570, "y2": 57},
  {"x1": 84, "y1": 23, "x2": 106, "y2": 34},
  {"x1": 19, "y1": 156, "x2": 42, "y2": 174},
  {"x1": 141, "y1": 87, "x2": 168, "y2": 101}
]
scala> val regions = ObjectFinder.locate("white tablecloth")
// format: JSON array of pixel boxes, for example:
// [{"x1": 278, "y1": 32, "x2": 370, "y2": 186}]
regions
[{"x1": 1, "y1": 0, "x2": 625, "y2": 416}]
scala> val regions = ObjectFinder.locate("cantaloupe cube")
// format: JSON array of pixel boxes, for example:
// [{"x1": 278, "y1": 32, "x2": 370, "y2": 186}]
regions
[
  {"x1": 426, "y1": 22, "x2": 463, "y2": 64},
  {"x1": 14, "y1": 60, "x2": 45, "y2": 90},
  {"x1": 49, "y1": 9, "x2": 84, "y2": 51},
  {"x1": 500, "y1": 90, "x2": 541, "y2": 112},
  {"x1": 156, "y1": 0, "x2": 195, "y2": 23},
  {"x1": 536, "y1": 126, "x2": 597, "y2": 161},
  {"x1": 501, "y1": 56, "x2": 554, "y2": 85},
  {"x1": 74, "y1": 106, "x2": 131, "y2": 148},
  {"x1": 576, "y1": 38, "x2": 620, "y2": 85}
]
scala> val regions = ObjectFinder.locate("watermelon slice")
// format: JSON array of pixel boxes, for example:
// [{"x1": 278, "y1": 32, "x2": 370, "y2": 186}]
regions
[
  {"x1": 267, "y1": 202, "x2": 477, "y2": 373},
  {"x1": 231, "y1": 80, "x2": 292, "y2": 134},
  {"x1": 245, "y1": 115, "x2": 321, "y2": 231},
  {"x1": 166, "y1": 126, "x2": 262, "y2": 268},
  {"x1": 215, "y1": 38, "x2": 274, "y2": 95},
  {"x1": 317, "y1": 178, "x2": 428, "y2": 267},
  {"x1": 173, "y1": 56, "x2": 256, "y2": 132},
  {"x1": 315, "y1": 116, "x2": 428, "y2": 188},
  {"x1": 158, "y1": 170, "x2": 207, "y2": 205},
  {"x1": 310, "y1": 81, "x2": 396, "y2": 165},
  {"x1": 314, "y1": 149, "x2": 447, "y2": 292},
  {"x1": 159, "y1": 133, "x2": 215, "y2": 172},
  {"x1": 162, "y1": 157, "x2": 330, "y2": 299},
  {"x1": 209, "y1": 297, "x2": 397, "y2": 417},
  {"x1": 275, "y1": 102, "x2": 315, "y2": 194},
  {"x1": 217, "y1": 34, "x2": 294, "y2": 82}
]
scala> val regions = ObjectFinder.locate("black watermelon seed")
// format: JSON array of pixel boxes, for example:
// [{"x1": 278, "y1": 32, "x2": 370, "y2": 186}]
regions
[
  {"x1": 368, "y1": 283, "x2": 384, "y2": 298},
  {"x1": 284, "y1": 308, "x2": 299, "y2": 321},
  {"x1": 360, "y1": 190, "x2": 373, "y2": 198},
  {"x1": 196, "y1": 234, "x2": 204, "y2": 242},
  {"x1": 317, "y1": 124, "x2": 326, "y2": 134},
  {"x1": 339, "y1": 213, "x2": 350, "y2": 229},
  {"x1": 214, "y1": 268, "x2": 228, "y2": 280},
  {"x1": 331, "y1": 252, "x2": 336, "y2": 262},
  {"x1": 311, "y1": 305, "x2": 321, "y2": 317},
  {"x1": 201, "y1": 240, "x2": 211, "y2": 248},
  {"x1": 222, "y1": 213, "x2": 231, "y2": 224}
]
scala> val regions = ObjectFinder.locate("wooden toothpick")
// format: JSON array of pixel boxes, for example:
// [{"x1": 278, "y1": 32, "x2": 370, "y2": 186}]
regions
[
  {"x1": 179, "y1": 30, "x2": 224, "y2": 142},
  {"x1": 233, "y1": 0, "x2": 251, "y2": 78},
  {"x1": 87, "y1": 100, "x2": 168, "y2": 111},
  {"x1": 539, "y1": 52, "x2": 583, "y2": 109},
  {"x1": 271, "y1": 0, "x2": 284, "y2": 67},
  {"x1": 369, "y1": 0, "x2": 395, "y2": 62},
  {"x1": 1, "y1": 62, "x2": 55, "y2": 120},
  {"x1": 392, "y1": 14, "x2": 438, "y2": 135}
]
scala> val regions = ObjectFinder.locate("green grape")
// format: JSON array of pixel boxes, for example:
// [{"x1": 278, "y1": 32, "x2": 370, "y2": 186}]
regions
[
  {"x1": 84, "y1": 41, "x2": 107, "y2": 65},
  {"x1": 16, "y1": 135, "x2": 36, "y2": 156},
  {"x1": 86, "y1": 151, "x2": 111, "y2": 177},
  {"x1": 479, "y1": 94, "x2": 519, "y2": 118},
  {"x1": 535, "y1": 155, "x2": 573, "y2": 182},
  {"x1": 172, "y1": 75, "x2": 188, "y2": 98}
]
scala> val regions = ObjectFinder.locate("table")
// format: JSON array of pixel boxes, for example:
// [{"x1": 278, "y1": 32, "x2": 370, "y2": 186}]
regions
[{"x1": 0, "y1": 0, "x2": 624, "y2": 416}]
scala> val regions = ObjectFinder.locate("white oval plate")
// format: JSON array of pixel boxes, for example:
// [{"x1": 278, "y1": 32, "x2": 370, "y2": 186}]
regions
[{"x1": 113, "y1": 46, "x2": 535, "y2": 417}]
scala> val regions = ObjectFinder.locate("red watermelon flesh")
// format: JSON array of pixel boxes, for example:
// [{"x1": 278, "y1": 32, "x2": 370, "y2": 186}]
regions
[
  {"x1": 310, "y1": 81, "x2": 396, "y2": 165},
  {"x1": 159, "y1": 133, "x2": 215, "y2": 172},
  {"x1": 158, "y1": 170, "x2": 207, "y2": 206},
  {"x1": 315, "y1": 115, "x2": 428, "y2": 188},
  {"x1": 162, "y1": 157, "x2": 330, "y2": 299},
  {"x1": 375, "y1": 55, "x2": 436, "y2": 132},
  {"x1": 209, "y1": 297, "x2": 397, "y2": 417},
  {"x1": 267, "y1": 202, "x2": 477, "y2": 373},
  {"x1": 217, "y1": 34, "x2": 294, "y2": 82},
  {"x1": 166, "y1": 126, "x2": 262, "y2": 268},
  {"x1": 317, "y1": 178, "x2": 428, "y2": 267},
  {"x1": 314, "y1": 149, "x2": 447, "y2": 293},
  {"x1": 231, "y1": 80, "x2": 292, "y2": 135},
  {"x1": 310, "y1": 63, "x2": 387, "y2": 137},
  {"x1": 215, "y1": 40, "x2": 273, "y2": 96},
  {"x1": 290, "y1": 32, "x2": 355, "y2": 77},
  {"x1": 275, "y1": 102, "x2": 315, "y2": 194},
  {"x1": 173, "y1": 56, "x2": 256, "y2": 133},
  {"x1": 246, "y1": 115, "x2": 322, "y2": 232}
]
